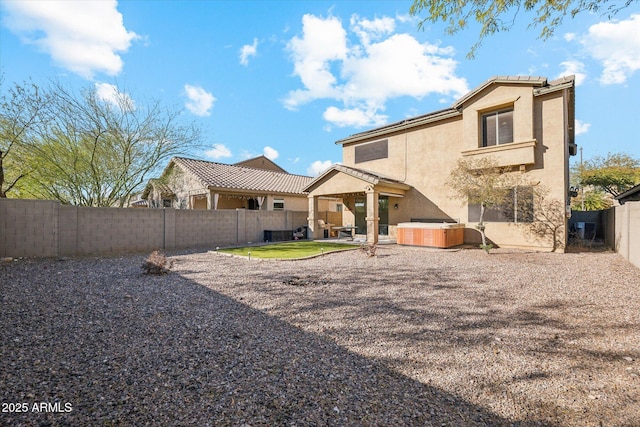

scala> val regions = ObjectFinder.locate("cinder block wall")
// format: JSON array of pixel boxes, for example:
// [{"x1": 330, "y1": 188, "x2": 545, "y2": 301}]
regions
[
  {"x1": 0, "y1": 200, "x2": 59, "y2": 257},
  {"x1": 174, "y1": 209, "x2": 238, "y2": 248},
  {"x1": 0, "y1": 199, "x2": 309, "y2": 258}
]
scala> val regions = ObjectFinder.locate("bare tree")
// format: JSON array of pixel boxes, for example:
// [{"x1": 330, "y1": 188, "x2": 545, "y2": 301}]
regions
[
  {"x1": 1, "y1": 79, "x2": 202, "y2": 206},
  {"x1": 447, "y1": 157, "x2": 514, "y2": 252},
  {"x1": 522, "y1": 186, "x2": 566, "y2": 252}
]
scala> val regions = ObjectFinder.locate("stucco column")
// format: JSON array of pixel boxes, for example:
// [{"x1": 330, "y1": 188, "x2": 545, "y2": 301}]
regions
[
  {"x1": 308, "y1": 195, "x2": 321, "y2": 239},
  {"x1": 365, "y1": 185, "x2": 379, "y2": 244}
]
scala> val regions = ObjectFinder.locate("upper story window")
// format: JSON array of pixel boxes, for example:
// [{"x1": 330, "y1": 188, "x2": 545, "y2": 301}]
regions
[
  {"x1": 355, "y1": 139, "x2": 388, "y2": 163},
  {"x1": 482, "y1": 109, "x2": 513, "y2": 147}
]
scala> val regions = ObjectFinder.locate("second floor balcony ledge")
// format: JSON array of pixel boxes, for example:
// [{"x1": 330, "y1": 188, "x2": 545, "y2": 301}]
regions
[{"x1": 461, "y1": 139, "x2": 536, "y2": 168}]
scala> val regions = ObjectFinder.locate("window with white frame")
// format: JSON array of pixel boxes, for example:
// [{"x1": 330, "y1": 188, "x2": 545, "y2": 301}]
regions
[
  {"x1": 482, "y1": 109, "x2": 514, "y2": 147},
  {"x1": 273, "y1": 198, "x2": 284, "y2": 210}
]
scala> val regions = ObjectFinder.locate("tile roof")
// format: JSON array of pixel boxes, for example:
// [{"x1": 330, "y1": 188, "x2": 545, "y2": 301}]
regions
[
  {"x1": 452, "y1": 75, "x2": 548, "y2": 108},
  {"x1": 303, "y1": 164, "x2": 411, "y2": 193},
  {"x1": 172, "y1": 157, "x2": 313, "y2": 195},
  {"x1": 141, "y1": 178, "x2": 174, "y2": 198},
  {"x1": 336, "y1": 75, "x2": 575, "y2": 146}
]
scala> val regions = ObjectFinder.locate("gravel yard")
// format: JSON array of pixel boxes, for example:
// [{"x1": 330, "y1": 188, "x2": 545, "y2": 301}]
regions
[{"x1": 1, "y1": 245, "x2": 639, "y2": 426}]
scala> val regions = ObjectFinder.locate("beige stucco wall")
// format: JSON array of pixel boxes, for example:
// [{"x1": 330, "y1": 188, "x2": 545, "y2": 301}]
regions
[
  {"x1": 0, "y1": 199, "x2": 309, "y2": 257},
  {"x1": 613, "y1": 202, "x2": 640, "y2": 269},
  {"x1": 337, "y1": 83, "x2": 572, "y2": 250}
]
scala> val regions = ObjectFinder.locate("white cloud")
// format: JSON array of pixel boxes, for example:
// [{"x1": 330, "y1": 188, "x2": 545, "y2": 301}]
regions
[
  {"x1": 95, "y1": 82, "x2": 135, "y2": 111},
  {"x1": 205, "y1": 143, "x2": 232, "y2": 159},
  {"x1": 284, "y1": 14, "x2": 348, "y2": 110},
  {"x1": 284, "y1": 13, "x2": 468, "y2": 128},
  {"x1": 558, "y1": 60, "x2": 586, "y2": 86},
  {"x1": 349, "y1": 14, "x2": 395, "y2": 46},
  {"x1": 239, "y1": 38, "x2": 258, "y2": 66},
  {"x1": 184, "y1": 84, "x2": 216, "y2": 116},
  {"x1": 239, "y1": 149, "x2": 254, "y2": 160},
  {"x1": 564, "y1": 33, "x2": 577, "y2": 42},
  {"x1": 580, "y1": 14, "x2": 640, "y2": 84},
  {"x1": 2, "y1": 0, "x2": 138, "y2": 79},
  {"x1": 323, "y1": 105, "x2": 388, "y2": 128},
  {"x1": 575, "y1": 119, "x2": 591, "y2": 136},
  {"x1": 307, "y1": 160, "x2": 334, "y2": 176},
  {"x1": 263, "y1": 146, "x2": 279, "y2": 160}
]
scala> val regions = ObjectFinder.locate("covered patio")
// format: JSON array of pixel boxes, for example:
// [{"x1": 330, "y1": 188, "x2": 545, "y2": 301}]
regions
[{"x1": 303, "y1": 165, "x2": 411, "y2": 244}]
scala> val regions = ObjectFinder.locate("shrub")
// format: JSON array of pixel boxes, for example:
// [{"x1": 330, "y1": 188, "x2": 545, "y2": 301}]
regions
[
  {"x1": 142, "y1": 250, "x2": 173, "y2": 275},
  {"x1": 479, "y1": 243, "x2": 494, "y2": 254},
  {"x1": 360, "y1": 243, "x2": 378, "y2": 257}
]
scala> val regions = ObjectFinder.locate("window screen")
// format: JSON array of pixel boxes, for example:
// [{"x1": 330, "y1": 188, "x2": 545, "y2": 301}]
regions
[
  {"x1": 482, "y1": 109, "x2": 513, "y2": 147},
  {"x1": 355, "y1": 139, "x2": 388, "y2": 163}
]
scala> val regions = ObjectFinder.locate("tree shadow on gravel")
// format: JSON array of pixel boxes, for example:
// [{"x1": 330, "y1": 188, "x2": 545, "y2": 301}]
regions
[
  {"x1": 0, "y1": 258, "x2": 546, "y2": 426},
  {"x1": 244, "y1": 255, "x2": 640, "y2": 426}
]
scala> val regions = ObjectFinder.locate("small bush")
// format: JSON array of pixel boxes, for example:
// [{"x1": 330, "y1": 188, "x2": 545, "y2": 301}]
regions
[
  {"x1": 360, "y1": 243, "x2": 378, "y2": 257},
  {"x1": 142, "y1": 250, "x2": 173, "y2": 275},
  {"x1": 479, "y1": 243, "x2": 494, "y2": 254}
]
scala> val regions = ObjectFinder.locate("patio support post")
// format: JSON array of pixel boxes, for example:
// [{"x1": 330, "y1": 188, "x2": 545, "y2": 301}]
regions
[
  {"x1": 365, "y1": 185, "x2": 379, "y2": 244},
  {"x1": 308, "y1": 195, "x2": 321, "y2": 239}
]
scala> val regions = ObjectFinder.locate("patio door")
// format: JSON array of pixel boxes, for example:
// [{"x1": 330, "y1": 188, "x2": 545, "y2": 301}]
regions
[
  {"x1": 378, "y1": 196, "x2": 389, "y2": 235},
  {"x1": 354, "y1": 195, "x2": 389, "y2": 236},
  {"x1": 354, "y1": 197, "x2": 366, "y2": 234}
]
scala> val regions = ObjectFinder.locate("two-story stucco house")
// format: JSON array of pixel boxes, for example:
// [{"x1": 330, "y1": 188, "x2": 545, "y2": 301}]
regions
[{"x1": 304, "y1": 76, "x2": 577, "y2": 251}]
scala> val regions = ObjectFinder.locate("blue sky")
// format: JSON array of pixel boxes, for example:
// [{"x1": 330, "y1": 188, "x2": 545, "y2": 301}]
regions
[{"x1": 1, "y1": 1, "x2": 639, "y2": 177}]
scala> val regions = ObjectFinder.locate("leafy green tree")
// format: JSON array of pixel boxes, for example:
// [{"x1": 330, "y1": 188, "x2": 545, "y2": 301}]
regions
[
  {"x1": 409, "y1": 0, "x2": 637, "y2": 57},
  {"x1": 0, "y1": 79, "x2": 51, "y2": 197},
  {"x1": 570, "y1": 188, "x2": 613, "y2": 211},
  {"x1": 1, "y1": 80, "x2": 202, "y2": 206},
  {"x1": 579, "y1": 152, "x2": 640, "y2": 198}
]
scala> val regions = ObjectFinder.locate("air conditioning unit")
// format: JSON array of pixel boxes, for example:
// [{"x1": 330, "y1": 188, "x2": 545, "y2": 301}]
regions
[{"x1": 575, "y1": 221, "x2": 596, "y2": 240}]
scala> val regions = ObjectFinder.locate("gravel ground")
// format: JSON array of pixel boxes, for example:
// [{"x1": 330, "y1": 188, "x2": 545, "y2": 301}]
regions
[{"x1": 1, "y1": 245, "x2": 639, "y2": 426}]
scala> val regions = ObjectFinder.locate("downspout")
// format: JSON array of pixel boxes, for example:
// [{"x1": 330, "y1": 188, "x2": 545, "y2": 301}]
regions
[{"x1": 403, "y1": 132, "x2": 408, "y2": 183}]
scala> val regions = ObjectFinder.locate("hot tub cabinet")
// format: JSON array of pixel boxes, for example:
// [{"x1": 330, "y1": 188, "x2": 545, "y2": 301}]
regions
[{"x1": 397, "y1": 223, "x2": 465, "y2": 248}]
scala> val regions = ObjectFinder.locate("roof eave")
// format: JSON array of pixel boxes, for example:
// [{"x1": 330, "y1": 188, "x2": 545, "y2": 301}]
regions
[{"x1": 335, "y1": 109, "x2": 461, "y2": 146}]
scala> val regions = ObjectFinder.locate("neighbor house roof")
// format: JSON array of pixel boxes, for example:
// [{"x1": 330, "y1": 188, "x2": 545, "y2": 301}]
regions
[
  {"x1": 615, "y1": 183, "x2": 640, "y2": 205},
  {"x1": 171, "y1": 157, "x2": 313, "y2": 195},
  {"x1": 233, "y1": 155, "x2": 288, "y2": 173},
  {"x1": 141, "y1": 178, "x2": 175, "y2": 199},
  {"x1": 336, "y1": 75, "x2": 575, "y2": 146}
]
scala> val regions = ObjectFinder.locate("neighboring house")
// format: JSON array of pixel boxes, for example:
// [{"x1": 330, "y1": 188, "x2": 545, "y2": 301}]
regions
[
  {"x1": 128, "y1": 192, "x2": 148, "y2": 208},
  {"x1": 305, "y1": 75, "x2": 577, "y2": 251},
  {"x1": 143, "y1": 156, "x2": 316, "y2": 211},
  {"x1": 616, "y1": 183, "x2": 640, "y2": 205}
]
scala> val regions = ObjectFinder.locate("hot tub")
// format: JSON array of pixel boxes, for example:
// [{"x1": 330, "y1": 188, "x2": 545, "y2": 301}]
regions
[{"x1": 397, "y1": 222, "x2": 465, "y2": 248}]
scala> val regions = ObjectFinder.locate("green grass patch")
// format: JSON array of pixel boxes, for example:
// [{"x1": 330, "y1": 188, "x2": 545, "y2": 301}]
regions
[{"x1": 218, "y1": 241, "x2": 358, "y2": 259}]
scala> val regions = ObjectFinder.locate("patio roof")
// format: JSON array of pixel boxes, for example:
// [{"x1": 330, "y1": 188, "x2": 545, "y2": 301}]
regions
[{"x1": 303, "y1": 164, "x2": 411, "y2": 195}]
